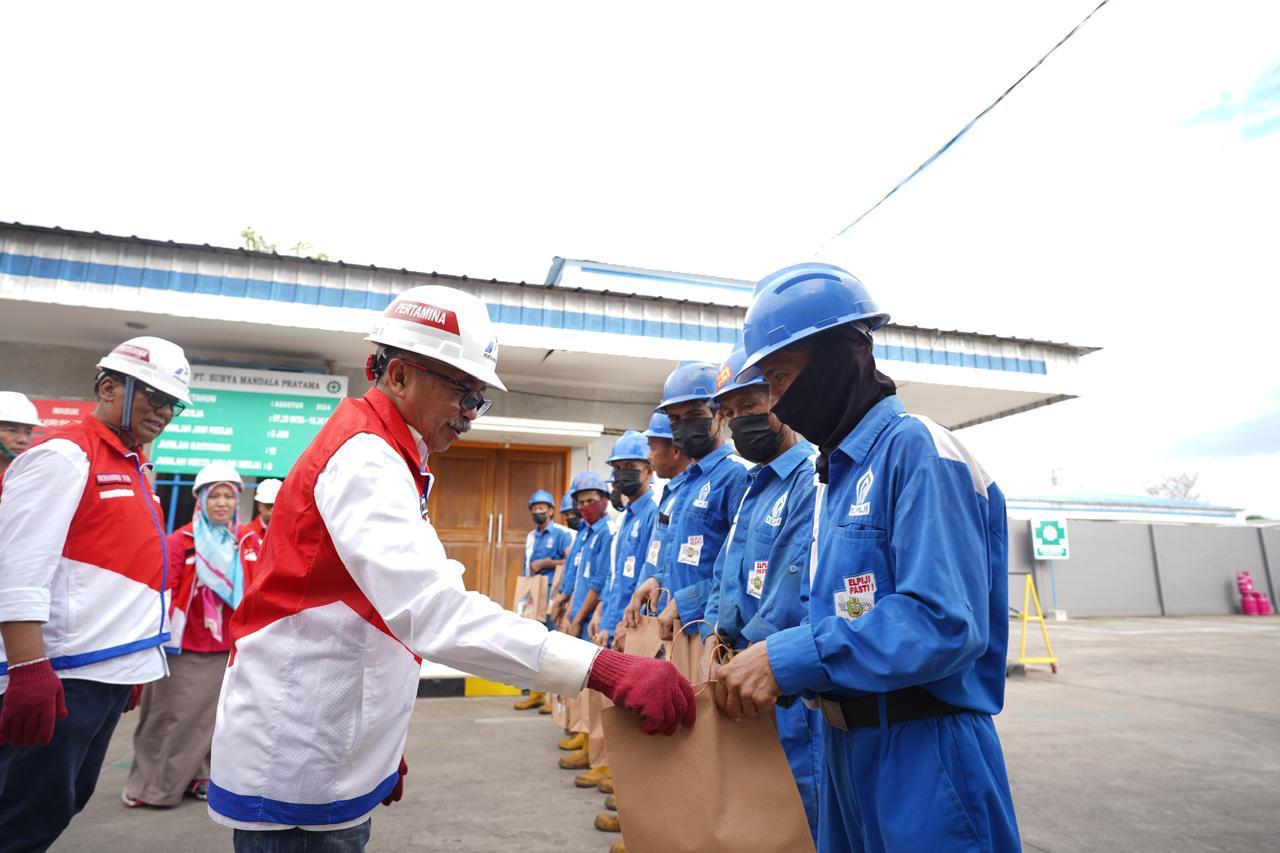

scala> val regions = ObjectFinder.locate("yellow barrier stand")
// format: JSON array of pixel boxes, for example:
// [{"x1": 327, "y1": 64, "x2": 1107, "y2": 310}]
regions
[
  {"x1": 1018, "y1": 573, "x2": 1058, "y2": 674},
  {"x1": 464, "y1": 677, "x2": 522, "y2": 697}
]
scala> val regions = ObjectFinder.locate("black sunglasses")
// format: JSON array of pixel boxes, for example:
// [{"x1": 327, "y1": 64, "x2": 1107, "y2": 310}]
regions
[
  {"x1": 397, "y1": 359, "x2": 493, "y2": 417},
  {"x1": 139, "y1": 383, "x2": 186, "y2": 416}
]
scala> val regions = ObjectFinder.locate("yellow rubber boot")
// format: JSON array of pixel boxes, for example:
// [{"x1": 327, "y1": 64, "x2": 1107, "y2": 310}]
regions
[
  {"x1": 559, "y1": 748, "x2": 590, "y2": 770},
  {"x1": 558, "y1": 731, "x2": 587, "y2": 751},
  {"x1": 604, "y1": 793, "x2": 617, "y2": 811},
  {"x1": 513, "y1": 691, "x2": 545, "y2": 710},
  {"x1": 574, "y1": 765, "x2": 609, "y2": 788},
  {"x1": 595, "y1": 812, "x2": 621, "y2": 832},
  {"x1": 597, "y1": 771, "x2": 614, "y2": 794},
  {"x1": 609, "y1": 843, "x2": 626, "y2": 853},
  {"x1": 538, "y1": 702, "x2": 553, "y2": 714}
]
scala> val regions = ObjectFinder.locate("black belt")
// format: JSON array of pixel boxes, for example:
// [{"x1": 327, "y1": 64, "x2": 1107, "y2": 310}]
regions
[{"x1": 816, "y1": 687, "x2": 964, "y2": 730}]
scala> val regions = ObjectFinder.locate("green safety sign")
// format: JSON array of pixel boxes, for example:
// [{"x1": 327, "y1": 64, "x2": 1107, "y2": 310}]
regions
[
  {"x1": 153, "y1": 366, "x2": 348, "y2": 476},
  {"x1": 1031, "y1": 516, "x2": 1070, "y2": 561}
]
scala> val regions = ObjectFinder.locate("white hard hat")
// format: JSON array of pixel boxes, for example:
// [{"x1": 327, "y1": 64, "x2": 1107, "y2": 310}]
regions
[
  {"x1": 96, "y1": 336, "x2": 193, "y2": 405},
  {"x1": 193, "y1": 462, "x2": 243, "y2": 494},
  {"x1": 254, "y1": 478, "x2": 283, "y2": 504},
  {"x1": 0, "y1": 392, "x2": 41, "y2": 427},
  {"x1": 365, "y1": 286, "x2": 507, "y2": 391}
]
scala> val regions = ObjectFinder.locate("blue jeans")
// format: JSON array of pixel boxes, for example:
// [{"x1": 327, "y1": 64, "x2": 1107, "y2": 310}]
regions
[
  {"x1": 0, "y1": 678, "x2": 131, "y2": 853},
  {"x1": 233, "y1": 820, "x2": 371, "y2": 853}
]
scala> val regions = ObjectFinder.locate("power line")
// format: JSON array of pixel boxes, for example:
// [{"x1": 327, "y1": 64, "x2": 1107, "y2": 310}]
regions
[{"x1": 816, "y1": 0, "x2": 1113, "y2": 253}]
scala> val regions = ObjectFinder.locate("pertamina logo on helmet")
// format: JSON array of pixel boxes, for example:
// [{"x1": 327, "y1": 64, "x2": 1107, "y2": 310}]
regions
[
  {"x1": 114, "y1": 343, "x2": 151, "y2": 362},
  {"x1": 388, "y1": 299, "x2": 461, "y2": 336},
  {"x1": 715, "y1": 363, "x2": 732, "y2": 390}
]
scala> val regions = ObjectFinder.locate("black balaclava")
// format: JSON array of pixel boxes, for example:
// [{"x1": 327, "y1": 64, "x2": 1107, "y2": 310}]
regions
[
  {"x1": 670, "y1": 416, "x2": 716, "y2": 460},
  {"x1": 728, "y1": 414, "x2": 783, "y2": 464},
  {"x1": 770, "y1": 325, "x2": 896, "y2": 483}
]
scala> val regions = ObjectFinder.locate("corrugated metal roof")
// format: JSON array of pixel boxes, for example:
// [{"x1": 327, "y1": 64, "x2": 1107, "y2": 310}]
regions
[{"x1": 1008, "y1": 491, "x2": 1242, "y2": 513}]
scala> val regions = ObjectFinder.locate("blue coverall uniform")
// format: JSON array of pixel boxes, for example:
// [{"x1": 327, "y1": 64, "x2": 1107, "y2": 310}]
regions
[
  {"x1": 665, "y1": 444, "x2": 751, "y2": 633},
  {"x1": 523, "y1": 521, "x2": 574, "y2": 628},
  {"x1": 558, "y1": 524, "x2": 590, "y2": 621},
  {"x1": 702, "y1": 441, "x2": 824, "y2": 840},
  {"x1": 599, "y1": 491, "x2": 658, "y2": 643},
  {"x1": 767, "y1": 396, "x2": 1020, "y2": 852},
  {"x1": 636, "y1": 471, "x2": 687, "y2": 592},
  {"x1": 568, "y1": 515, "x2": 614, "y2": 641}
]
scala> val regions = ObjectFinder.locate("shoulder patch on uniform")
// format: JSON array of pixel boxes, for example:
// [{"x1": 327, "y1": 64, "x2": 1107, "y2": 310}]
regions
[{"x1": 908, "y1": 414, "x2": 993, "y2": 497}]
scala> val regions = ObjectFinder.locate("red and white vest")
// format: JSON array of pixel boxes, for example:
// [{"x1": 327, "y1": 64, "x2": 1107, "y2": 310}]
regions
[
  {"x1": 208, "y1": 388, "x2": 425, "y2": 829},
  {"x1": 14, "y1": 417, "x2": 170, "y2": 674}
]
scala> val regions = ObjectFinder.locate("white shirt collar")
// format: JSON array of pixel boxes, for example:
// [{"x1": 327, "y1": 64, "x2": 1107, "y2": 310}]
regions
[{"x1": 406, "y1": 424, "x2": 430, "y2": 470}]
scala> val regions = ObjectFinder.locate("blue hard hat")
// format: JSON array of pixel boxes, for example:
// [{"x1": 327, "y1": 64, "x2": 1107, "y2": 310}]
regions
[
  {"x1": 657, "y1": 361, "x2": 719, "y2": 410},
  {"x1": 528, "y1": 489, "x2": 556, "y2": 508},
  {"x1": 559, "y1": 492, "x2": 574, "y2": 513},
  {"x1": 738, "y1": 263, "x2": 889, "y2": 382},
  {"x1": 570, "y1": 470, "x2": 609, "y2": 498},
  {"x1": 711, "y1": 342, "x2": 767, "y2": 403},
  {"x1": 607, "y1": 430, "x2": 650, "y2": 464},
  {"x1": 642, "y1": 411, "x2": 673, "y2": 440}
]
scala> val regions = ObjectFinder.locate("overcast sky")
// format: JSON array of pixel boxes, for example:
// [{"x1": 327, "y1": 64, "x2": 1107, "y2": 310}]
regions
[{"x1": 3, "y1": 1, "x2": 1278, "y2": 514}]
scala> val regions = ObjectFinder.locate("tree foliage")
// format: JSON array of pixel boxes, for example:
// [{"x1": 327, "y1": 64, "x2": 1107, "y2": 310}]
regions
[
  {"x1": 1145, "y1": 473, "x2": 1200, "y2": 502},
  {"x1": 240, "y1": 226, "x2": 329, "y2": 261}
]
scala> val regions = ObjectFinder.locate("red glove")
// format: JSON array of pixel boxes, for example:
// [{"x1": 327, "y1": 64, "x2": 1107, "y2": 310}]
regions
[
  {"x1": 587, "y1": 648, "x2": 696, "y2": 736},
  {"x1": 0, "y1": 660, "x2": 68, "y2": 747},
  {"x1": 124, "y1": 684, "x2": 144, "y2": 713},
  {"x1": 381, "y1": 756, "x2": 408, "y2": 806}
]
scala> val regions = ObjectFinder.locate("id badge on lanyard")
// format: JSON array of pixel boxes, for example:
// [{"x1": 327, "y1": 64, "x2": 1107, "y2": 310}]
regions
[{"x1": 420, "y1": 471, "x2": 435, "y2": 519}]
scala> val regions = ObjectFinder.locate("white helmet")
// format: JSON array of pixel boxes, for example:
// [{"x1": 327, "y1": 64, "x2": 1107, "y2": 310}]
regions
[
  {"x1": 0, "y1": 392, "x2": 41, "y2": 427},
  {"x1": 96, "y1": 336, "x2": 193, "y2": 405},
  {"x1": 192, "y1": 462, "x2": 243, "y2": 494},
  {"x1": 365, "y1": 285, "x2": 507, "y2": 391},
  {"x1": 254, "y1": 478, "x2": 283, "y2": 504}
]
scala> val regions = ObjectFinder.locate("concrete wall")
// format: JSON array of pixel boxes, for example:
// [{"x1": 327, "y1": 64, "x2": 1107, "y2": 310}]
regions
[{"x1": 1007, "y1": 516, "x2": 1277, "y2": 618}]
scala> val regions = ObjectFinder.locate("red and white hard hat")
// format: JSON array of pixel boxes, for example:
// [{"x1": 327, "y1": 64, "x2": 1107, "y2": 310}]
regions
[
  {"x1": 365, "y1": 286, "x2": 507, "y2": 391},
  {"x1": 95, "y1": 336, "x2": 193, "y2": 405},
  {"x1": 193, "y1": 462, "x2": 243, "y2": 494},
  {"x1": 254, "y1": 478, "x2": 283, "y2": 504},
  {"x1": 0, "y1": 392, "x2": 41, "y2": 427}
]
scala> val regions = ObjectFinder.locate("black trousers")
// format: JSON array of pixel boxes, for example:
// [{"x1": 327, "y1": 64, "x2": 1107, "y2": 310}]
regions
[{"x1": 0, "y1": 679, "x2": 131, "y2": 853}]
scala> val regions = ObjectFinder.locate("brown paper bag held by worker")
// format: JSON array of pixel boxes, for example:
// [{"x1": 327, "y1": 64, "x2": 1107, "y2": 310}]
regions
[
  {"x1": 602, "y1": 683, "x2": 814, "y2": 853},
  {"x1": 512, "y1": 574, "x2": 548, "y2": 621},
  {"x1": 626, "y1": 613, "x2": 667, "y2": 660}
]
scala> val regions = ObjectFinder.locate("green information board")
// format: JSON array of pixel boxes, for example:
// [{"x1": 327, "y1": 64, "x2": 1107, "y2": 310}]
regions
[{"x1": 153, "y1": 366, "x2": 348, "y2": 476}]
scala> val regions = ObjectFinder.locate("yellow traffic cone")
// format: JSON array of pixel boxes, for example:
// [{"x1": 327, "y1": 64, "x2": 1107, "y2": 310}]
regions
[
  {"x1": 513, "y1": 691, "x2": 545, "y2": 711},
  {"x1": 559, "y1": 748, "x2": 590, "y2": 770},
  {"x1": 558, "y1": 731, "x2": 587, "y2": 751}
]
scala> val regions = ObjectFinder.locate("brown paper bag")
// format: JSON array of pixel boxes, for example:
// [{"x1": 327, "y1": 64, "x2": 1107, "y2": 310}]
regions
[
  {"x1": 570, "y1": 688, "x2": 591, "y2": 734},
  {"x1": 586, "y1": 688, "x2": 612, "y2": 767},
  {"x1": 626, "y1": 614, "x2": 667, "y2": 660},
  {"x1": 549, "y1": 692, "x2": 565, "y2": 727},
  {"x1": 512, "y1": 575, "x2": 548, "y2": 620},
  {"x1": 602, "y1": 684, "x2": 815, "y2": 853}
]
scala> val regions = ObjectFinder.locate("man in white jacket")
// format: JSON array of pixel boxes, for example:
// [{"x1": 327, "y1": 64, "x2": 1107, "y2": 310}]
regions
[{"x1": 209, "y1": 286, "x2": 695, "y2": 852}]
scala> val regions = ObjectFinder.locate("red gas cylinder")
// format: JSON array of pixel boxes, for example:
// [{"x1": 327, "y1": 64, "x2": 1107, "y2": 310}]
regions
[{"x1": 1242, "y1": 593, "x2": 1260, "y2": 616}]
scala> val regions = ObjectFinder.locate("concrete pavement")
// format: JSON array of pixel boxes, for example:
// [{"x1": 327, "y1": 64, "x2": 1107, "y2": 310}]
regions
[{"x1": 51, "y1": 615, "x2": 1280, "y2": 852}]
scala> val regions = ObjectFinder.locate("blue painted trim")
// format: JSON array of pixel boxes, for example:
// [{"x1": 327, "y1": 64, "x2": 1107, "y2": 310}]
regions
[
  {"x1": 1009, "y1": 504, "x2": 1238, "y2": 518},
  {"x1": 577, "y1": 265, "x2": 754, "y2": 294},
  {"x1": 1, "y1": 632, "x2": 171, "y2": 676},
  {"x1": 1, "y1": 250, "x2": 1041, "y2": 371},
  {"x1": 207, "y1": 771, "x2": 399, "y2": 826}
]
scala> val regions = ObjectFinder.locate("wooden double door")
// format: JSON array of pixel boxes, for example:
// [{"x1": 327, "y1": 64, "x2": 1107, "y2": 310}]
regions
[{"x1": 426, "y1": 444, "x2": 569, "y2": 609}]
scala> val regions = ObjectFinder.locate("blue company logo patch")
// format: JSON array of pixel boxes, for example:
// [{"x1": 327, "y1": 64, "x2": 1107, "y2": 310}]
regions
[{"x1": 482, "y1": 339, "x2": 498, "y2": 363}]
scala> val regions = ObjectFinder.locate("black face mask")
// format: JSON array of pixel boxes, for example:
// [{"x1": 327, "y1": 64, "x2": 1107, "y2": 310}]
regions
[
  {"x1": 729, "y1": 413, "x2": 783, "y2": 464},
  {"x1": 609, "y1": 486, "x2": 626, "y2": 511},
  {"x1": 611, "y1": 467, "x2": 647, "y2": 498},
  {"x1": 670, "y1": 416, "x2": 716, "y2": 460},
  {"x1": 771, "y1": 326, "x2": 896, "y2": 483},
  {"x1": 565, "y1": 515, "x2": 582, "y2": 531},
  {"x1": 530, "y1": 511, "x2": 548, "y2": 526}
]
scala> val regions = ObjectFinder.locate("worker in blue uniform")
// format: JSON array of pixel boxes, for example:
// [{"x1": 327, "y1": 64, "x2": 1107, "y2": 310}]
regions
[
  {"x1": 647, "y1": 361, "x2": 751, "y2": 640},
  {"x1": 513, "y1": 489, "x2": 575, "y2": 710},
  {"x1": 699, "y1": 343, "x2": 824, "y2": 840},
  {"x1": 595, "y1": 431, "x2": 659, "y2": 650},
  {"x1": 564, "y1": 472, "x2": 614, "y2": 643},
  {"x1": 549, "y1": 490, "x2": 590, "y2": 631},
  {"x1": 624, "y1": 413, "x2": 690, "y2": 629},
  {"x1": 715, "y1": 262, "x2": 1021, "y2": 852}
]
